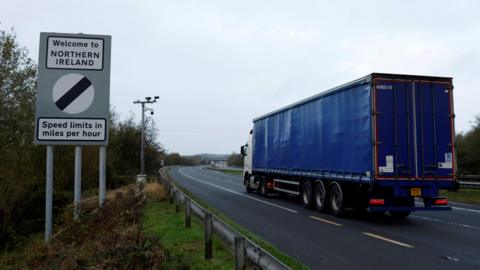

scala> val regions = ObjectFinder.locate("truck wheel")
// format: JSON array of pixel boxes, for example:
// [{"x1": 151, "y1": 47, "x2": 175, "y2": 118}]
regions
[
  {"x1": 329, "y1": 182, "x2": 345, "y2": 216},
  {"x1": 259, "y1": 178, "x2": 269, "y2": 197},
  {"x1": 314, "y1": 180, "x2": 329, "y2": 212},
  {"x1": 301, "y1": 181, "x2": 314, "y2": 209},
  {"x1": 245, "y1": 174, "x2": 253, "y2": 193},
  {"x1": 389, "y1": 211, "x2": 411, "y2": 219},
  {"x1": 246, "y1": 183, "x2": 253, "y2": 193}
]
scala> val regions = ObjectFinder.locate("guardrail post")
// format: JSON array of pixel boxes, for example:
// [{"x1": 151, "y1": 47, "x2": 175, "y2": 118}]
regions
[
  {"x1": 205, "y1": 213, "x2": 213, "y2": 259},
  {"x1": 169, "y1": 188, "x2": 174, "y2": 204},
  {"x1": 185, "y1": 198, "x2": 191, "y2": 228},
  {"x1": 175, "y1": 192, "x2": 180, "y2": 213},
  {"x1": 235, "y1": 236, "x2": 246, "y2": 270}
]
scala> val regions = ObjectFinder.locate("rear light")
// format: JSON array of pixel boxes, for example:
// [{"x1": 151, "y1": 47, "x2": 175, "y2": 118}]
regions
[
  {"x1": 369, "y1": 199, "x2": 385, "y2": 205},
  {"x1": 267, "y1": 181, "x2": 273, "y2": 189},
  {"x1": 434, "y1": 198, "x2": 448, "y2": 205}
]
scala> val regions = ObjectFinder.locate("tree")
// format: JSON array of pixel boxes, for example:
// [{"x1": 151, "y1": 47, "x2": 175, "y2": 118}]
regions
[
  {"x1": 227, "y1": 152, "x2": 244, "y2": 167},
  {"x1": 0, "y1": 28, "x2": 41, "y2": 249},
  {"x1": 0, "y1": 28, "x2": 37, "y2": 155},
  {"x1": 165, "y1": 153, "x2": 194, "y2": 166},
  {"x1": 456, "y1": 116, "x2": 480, "y2": 175}
]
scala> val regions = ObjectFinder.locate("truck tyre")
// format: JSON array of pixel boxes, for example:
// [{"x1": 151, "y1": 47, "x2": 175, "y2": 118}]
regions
[
  {"x1": 259, "y1": 178, "x2": 269, "y2": 198},
  {"x1": 314, "y1": 180, "x2": 329, "y2": 212},
  {"x1": 245, "y1": 174, "x2": 253, "y2": 193},
  {"x1": 246, "y1": 183, "x2": 253, "y2": 193},
  {"x1": 389, "y1": 211, "x2": 411, "y2": 219},
  {"x1": 329, "y1": 182, "x2": 345, "y2": 216},
  {"x1": 301, "y1": 181, "x2": 314, "y2": 209}
]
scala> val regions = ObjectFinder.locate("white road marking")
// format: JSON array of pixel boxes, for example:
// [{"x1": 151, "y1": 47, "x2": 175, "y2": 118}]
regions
[
  {"x1": 201, "y1": 168, "x2": 244, "y2": 187},
  {"x1": 362, "y1": 232, "x2": 414, "y2": 248},
  {"x1": 411, "y1": 215, "x2": 480, "y2": 230},
  {"x1": 309, "y1": 216, "x2": 343, "y2": 226},
  {"x1": 415, "y1": 201, "x2": 480, "y2": 214},
  {"x1": 451, "y1": 206, "x2": 480, "y2": 214},
  {"x1": 205, "y1": 167, "x2": 242, "y2": 179},
  {"x1": 178, "y1": 168, "x2": 298, "y2": 214}
]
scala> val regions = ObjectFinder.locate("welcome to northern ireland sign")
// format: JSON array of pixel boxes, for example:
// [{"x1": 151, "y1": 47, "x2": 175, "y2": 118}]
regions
[{"x1": 34, "y1": 32, "x2": 111, "y2": 145}]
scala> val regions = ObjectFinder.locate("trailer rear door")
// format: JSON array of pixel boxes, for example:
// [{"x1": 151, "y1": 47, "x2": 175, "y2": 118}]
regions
[{"x1": 373, "y1": 77, "x2": 455, "y2": 180}]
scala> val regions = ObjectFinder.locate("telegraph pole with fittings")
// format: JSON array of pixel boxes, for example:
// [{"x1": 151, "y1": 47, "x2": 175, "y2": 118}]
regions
[{"x1": 133, "y1": 96, "x2": 159, "y2": 182}]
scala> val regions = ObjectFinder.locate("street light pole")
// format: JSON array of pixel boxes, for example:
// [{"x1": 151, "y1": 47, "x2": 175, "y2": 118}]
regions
[
  {"x1": 140, "y1": 102, "x2": 145, "y2": 175},
  {"x1": 133, "y1": 96, "x2": 159, "y2": 182}
]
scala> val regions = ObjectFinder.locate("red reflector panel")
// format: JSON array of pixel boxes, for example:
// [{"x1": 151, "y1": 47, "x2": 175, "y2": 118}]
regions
[
  {"x1": 434, "y1": 198, "x2": 448, "y2": 205},
  {"x1": 369, "y1": 199, "x2": 385, "y2": 205}
]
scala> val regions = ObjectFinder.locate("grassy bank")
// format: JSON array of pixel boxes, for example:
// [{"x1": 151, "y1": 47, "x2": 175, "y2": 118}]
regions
[
  {"x1": 440, "y1": 188, "x2": 480, "y2": 205},
  {"x1": 0, "y1": 183, "x2": 165, "y2": 269},
  {"x1": 142, "y1": 187, "x2": 234, "y2": 269}
]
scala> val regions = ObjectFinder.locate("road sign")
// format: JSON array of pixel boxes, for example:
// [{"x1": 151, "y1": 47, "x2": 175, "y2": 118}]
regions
[
  {"x1": 34, "y1": 33, "x2": 111, "y2": 145},
  {"x1": 53, "y1": 73, "x2": 94, "y2": 114}
]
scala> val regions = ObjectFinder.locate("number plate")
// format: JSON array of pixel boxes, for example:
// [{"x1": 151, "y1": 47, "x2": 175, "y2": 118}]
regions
[{"x1": 411, "y1": 187, "x2": 421, "y2": 197}]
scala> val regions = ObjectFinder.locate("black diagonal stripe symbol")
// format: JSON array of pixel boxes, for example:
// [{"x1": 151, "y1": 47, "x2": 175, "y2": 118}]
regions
[{"x1": 55, "y1": 77, "x2": 92, "y2": 111}]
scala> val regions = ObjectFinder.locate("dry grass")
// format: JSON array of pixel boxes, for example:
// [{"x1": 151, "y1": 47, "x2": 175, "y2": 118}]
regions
[
  {"x1": 144, "y1": 181, "x2": 168, "y2": 202},
  {"x1": 1, "y1": 185, "x2": 166, "y2": 270}
]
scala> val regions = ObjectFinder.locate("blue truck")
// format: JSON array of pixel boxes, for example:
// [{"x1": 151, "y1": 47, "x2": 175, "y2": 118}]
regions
[{"x1": 240, "y1": 73, "x2": 458, "y2": 218}]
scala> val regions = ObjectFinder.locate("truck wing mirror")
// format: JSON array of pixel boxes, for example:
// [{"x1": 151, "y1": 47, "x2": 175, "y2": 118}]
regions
[{"x1": 240, "y1": 145, "x2": 247, "y2": 156}]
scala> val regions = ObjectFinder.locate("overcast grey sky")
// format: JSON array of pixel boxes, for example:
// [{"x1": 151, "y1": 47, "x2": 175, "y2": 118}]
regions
[{"x1": 3, "y1": 0, "x2": 480, "y2": 155}]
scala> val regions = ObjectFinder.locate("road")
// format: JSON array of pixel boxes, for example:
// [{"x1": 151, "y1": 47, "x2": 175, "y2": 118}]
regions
[{"x1": 169, "y1": 166, "x2": 480, "y2": 270}]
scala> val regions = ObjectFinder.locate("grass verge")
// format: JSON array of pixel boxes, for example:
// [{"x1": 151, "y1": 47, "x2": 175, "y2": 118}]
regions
[
  {"x1": 440, "y1": 188, "x2": 480, "y2": 205},
  {"x1": 142, "y1": 182, "x2": 234, "y2": 269},
  {"x1": 163, "y1": 168, "x2": 309, "y2": 270}
]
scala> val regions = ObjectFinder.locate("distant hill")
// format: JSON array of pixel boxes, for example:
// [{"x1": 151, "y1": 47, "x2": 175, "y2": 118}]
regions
[{"x1": 189, "y1": 153, "x2": 229, "y2": 161}]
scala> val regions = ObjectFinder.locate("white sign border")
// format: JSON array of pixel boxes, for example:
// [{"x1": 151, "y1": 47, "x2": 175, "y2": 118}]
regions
[
  {"x1": 46, "y1": 35, "x2": 105, "y2": 71},
  {"x1": 36, "y1": 117, "x2": 107, "y2": 142}
]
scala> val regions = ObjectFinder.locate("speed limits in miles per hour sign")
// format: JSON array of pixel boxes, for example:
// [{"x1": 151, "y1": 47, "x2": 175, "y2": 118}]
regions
[{"x1": 34, "y1": 32, "x2": 111, "y2": 145}]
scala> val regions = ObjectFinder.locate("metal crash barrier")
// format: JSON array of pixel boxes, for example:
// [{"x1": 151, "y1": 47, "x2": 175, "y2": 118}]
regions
[{"x1": 158, "y1": 167, "x2": 291, "y2": 270}]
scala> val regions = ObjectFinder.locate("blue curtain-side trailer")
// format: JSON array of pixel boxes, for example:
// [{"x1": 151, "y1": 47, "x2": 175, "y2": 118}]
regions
[{"x1": 241, "y1": 73, "x2": 458, "y2": 218}]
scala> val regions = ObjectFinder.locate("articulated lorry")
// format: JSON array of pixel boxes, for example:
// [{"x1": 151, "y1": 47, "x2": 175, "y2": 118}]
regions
[{"x1": 241, "y1": 73, "x2": 458, "y2": 218}]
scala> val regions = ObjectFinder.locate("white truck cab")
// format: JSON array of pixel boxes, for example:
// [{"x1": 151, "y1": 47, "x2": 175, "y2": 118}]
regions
[{"x1": 240, "y1": 130, "x2": 253, "y2": 180}]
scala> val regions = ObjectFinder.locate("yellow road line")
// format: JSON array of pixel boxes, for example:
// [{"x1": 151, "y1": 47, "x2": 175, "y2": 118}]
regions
[
  {"x1": 362, "y1": 232, "x2": 414, "y2": 248},
  {"x1": 309, "y1": 216, "x2": 343, "y2": 226}
]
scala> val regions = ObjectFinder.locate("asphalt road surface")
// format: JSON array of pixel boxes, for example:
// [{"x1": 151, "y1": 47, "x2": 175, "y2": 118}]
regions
[{"x1": 169, "y1": 166, "x2": 480, "y2": 270}]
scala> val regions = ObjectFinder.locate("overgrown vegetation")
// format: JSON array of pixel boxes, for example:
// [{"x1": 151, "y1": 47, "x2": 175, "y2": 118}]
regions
[
  {"x1": 456, "y1": 116, "x2": 480, "y2": 175},
  {"x1": 0, "y1": 184, "x2": 165, "y2": 269}
]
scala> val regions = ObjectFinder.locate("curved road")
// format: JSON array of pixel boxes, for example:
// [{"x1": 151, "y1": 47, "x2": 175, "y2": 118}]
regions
[{"x1": 169, "y1": 166, "x2": 480, "y2": 270}]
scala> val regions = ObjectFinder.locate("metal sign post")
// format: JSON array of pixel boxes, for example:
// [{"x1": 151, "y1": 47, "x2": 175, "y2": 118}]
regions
[
  {"x1": 74, "y1": 146, "x2": 82, "y2": 220},
  {"x1": 99, "y1": 146, "x2": 106, "y2": 206},
  {"x1": 35, "y1": 32, "x2": 111, "y2": 242},
  {"x1": 44, "y1": 145, "x2": 54, "y2": 242}
]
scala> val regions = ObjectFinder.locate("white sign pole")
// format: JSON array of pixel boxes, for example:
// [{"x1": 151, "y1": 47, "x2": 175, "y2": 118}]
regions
[
  {"x1": 99, "y1": 146, "x2": 106, "y2": 206},
  {"x1": 74, "y1": 146, "x2": 82, "y2": 220},
  {"x1": 45, "y1": 145, "x2": 54, "y2": 243}
]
